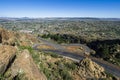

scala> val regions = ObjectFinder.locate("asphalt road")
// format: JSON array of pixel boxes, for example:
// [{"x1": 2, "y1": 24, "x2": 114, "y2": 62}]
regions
[{"x1": 33, "y1": 37, "x2": 120, "y2": 78}]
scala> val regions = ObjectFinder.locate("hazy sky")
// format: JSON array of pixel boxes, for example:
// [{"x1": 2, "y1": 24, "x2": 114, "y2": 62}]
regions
[{"x1": 0, "y1": 0, "x2": 120, "y2": 18}]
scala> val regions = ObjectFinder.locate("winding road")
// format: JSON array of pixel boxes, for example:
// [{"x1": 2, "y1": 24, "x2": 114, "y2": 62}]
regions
[{"x1": 33, "y1": 37, "x2": 120, "y2": 78}]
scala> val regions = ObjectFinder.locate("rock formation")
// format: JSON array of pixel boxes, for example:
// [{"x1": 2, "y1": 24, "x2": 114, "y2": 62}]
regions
[
  {"x1": 0, "y1": 28, "x2": 46, "y2": 80},
  {"x1": 0, "y1": 28, "x2": 38, "y2": 46},
  {"x1": 73, "y1": 58, "x2": 107, "y2": 80},
  {"x1": 0, "y1": 45, "x2": 17, "y2": 74},
  {"x1": 4, "y1": 50, "x2": 47, "y2": 80}
]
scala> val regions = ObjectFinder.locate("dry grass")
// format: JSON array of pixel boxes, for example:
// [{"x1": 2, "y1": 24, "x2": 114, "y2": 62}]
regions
[
  {"x1": 64, "y1": 46, "x2": 85, "y2": 53},
  {"x1": 37, "y1": 45, "x2": 55, "y2": 50}
]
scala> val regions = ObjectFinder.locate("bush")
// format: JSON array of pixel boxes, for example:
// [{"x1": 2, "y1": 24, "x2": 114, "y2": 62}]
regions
[
  {"x1": 50, "y1": 53, "x2": 59, "y2": 58},
  {"x1": 46, "y1": 52, "x2": 62, "y2": 58},
  {"x1": 0, "y1": 74, "x2": 5, "y2": 80},
  {"x1": 59, "y1": 69, "x2": 73, "y2": 80},
  {"x1": 43, "y1": 68, "x2": 51, "y2": 79},
  {"x1": 105, "y1": 72, "x2": 118, "y2": 80},
  {"x1": 64, "y1": 62, "x2": 77, "y2": 70}
]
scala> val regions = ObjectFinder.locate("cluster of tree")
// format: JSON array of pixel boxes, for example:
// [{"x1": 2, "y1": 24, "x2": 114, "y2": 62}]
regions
[
  {"x1": 87, "y1": 39, "x2": 120, "y2": 65},
  {"x1": 40, "y1": 33, "x2": 89, "y2": 44}
]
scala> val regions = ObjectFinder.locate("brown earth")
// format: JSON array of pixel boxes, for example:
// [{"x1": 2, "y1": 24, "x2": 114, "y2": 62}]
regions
[{"x1": 64, "y1": 46, "x2": 85, "y2": 53}]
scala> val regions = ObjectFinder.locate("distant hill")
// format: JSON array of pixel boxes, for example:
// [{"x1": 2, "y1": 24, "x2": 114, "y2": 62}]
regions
[{"x1": 0, "y1": 17, "x2": 120, "y2": 21}]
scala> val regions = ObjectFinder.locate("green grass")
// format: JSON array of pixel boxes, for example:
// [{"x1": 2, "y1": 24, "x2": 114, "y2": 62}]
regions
[
  {"x1": 19, "y1": 46, "x2": 33, "y2": 53},
  {"x1": 44, "y1": 52, "x2": 62, "y2": 58},
  {"x1": 0, "y1": 74, "x2": 5, "y2": 80}
]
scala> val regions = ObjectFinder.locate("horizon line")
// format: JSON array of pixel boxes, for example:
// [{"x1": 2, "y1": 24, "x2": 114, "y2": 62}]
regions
[{"x1": 0, "y1": 16, "x2": 120, "y2": 19}]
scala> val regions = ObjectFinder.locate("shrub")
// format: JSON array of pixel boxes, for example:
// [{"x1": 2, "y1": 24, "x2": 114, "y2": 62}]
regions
[
  {"x1": 46, "y1": 52, "x2": 62, "y2": 58},
  {"x1": 0, "y1": 74, "x2": 5, "y2": 80},
  {"x1": 105, "y1": 72, "x2": 118, "y2": 80},
  {"x1": 19, "y1": 46, "x2": 33, "y2": 53},
  {"x1": 64, "y1": 62, "x2": 77, "y2": 70},
  {"x1": 43, "y1": 68, "x2": 51, "y2": 79},
  {"x1": 59, "y1": 69, "x2": 73, "y2": 80}
]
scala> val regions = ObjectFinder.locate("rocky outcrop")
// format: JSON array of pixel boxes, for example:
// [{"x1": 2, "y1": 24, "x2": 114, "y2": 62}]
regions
[
  {"x1": 0, "y1": 45, "x2": 17, "y2": 74},
  {"x1": 0, "y1": 28, "x2": 39, "y2": 46},
  {"x1": 0, "y1": 28, "x2": 46, "y2": 80},
  {"x1": 0, "y1": 28, "x2": 17, "y2": 46},
  {"x1": 73, "y1": 58, "x2": 106, "y2": 80},
  {"x1": 18, "y1": 33, "x2": 39, "y2": 46},
  {"x1": 5, "y1": 50, "x2": 47, "y2": 80}
]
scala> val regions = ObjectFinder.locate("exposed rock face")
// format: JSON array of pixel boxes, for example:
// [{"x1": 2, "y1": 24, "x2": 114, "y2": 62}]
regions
[
  {"x1": 0, "y1": 45, "x2": 17, "y2": 74},
  {"x1": 5, "y1": 50, "x2": 47, "y2": 80},
  {"x1": 18, "y1": 33, "x2": 39, "y2": 46},
  {"x1": 73, "y1": 58, "x2": 106, "y2": 80},
  {"x1": 0, "y1": 28, "x2": 17, "y2": 46},
  {"x1": 0, "y1": 28, "x2": 46, "y2": 80}
]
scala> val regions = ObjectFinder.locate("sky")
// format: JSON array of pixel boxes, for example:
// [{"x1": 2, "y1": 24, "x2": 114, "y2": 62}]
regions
[{"x1": 0, "y1": 0, "x2": 120, "y2": 18}]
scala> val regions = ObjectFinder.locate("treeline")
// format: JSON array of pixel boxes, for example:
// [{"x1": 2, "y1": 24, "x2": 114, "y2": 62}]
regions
[
  {"x1": 40, "y1": 33, "x2": 89, "y2": 44},
  {"x1": 87, "y1": 39, "x2": 120, "y2": 66}
]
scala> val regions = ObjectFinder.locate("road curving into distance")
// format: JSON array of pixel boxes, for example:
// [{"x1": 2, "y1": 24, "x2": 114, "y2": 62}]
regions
[{"x1": 33, "y1": 37, "x2": 120, "y2": 78}]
